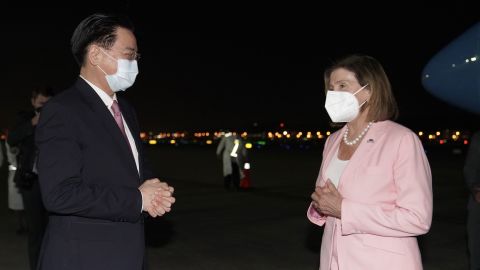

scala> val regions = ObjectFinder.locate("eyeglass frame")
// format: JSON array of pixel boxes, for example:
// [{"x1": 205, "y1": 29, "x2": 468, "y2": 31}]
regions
[{"x1": 100, "y1": 46, "x2": 141, "y2": 61}]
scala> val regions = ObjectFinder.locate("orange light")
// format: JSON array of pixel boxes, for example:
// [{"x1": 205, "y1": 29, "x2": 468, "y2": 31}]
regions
[{"x1": 140, "y1": 132, "x2": 147, "y2": 139}]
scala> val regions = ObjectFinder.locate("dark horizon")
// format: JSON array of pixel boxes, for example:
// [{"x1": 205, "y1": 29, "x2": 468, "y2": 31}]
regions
[{"x1": 1, "y1": 3, "x2": 479, "y2": 132}]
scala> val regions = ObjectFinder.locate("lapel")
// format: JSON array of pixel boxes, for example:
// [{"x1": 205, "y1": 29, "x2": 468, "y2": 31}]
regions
[
  {"x1": 117, "y1": 97, "x2": 143, "y2": 177},
  {"x1": 320, "y1": 126, "x2": 344, "y2": 186},
  {"x1": 74, "y1": 78, "x2": 139, "y2": 177},
  {"x1": 337, "y1": 121, "x2": 389, "y2": 191},
  {"x1": 320, "y1": 121, "x2": 389, "y2": 190}
]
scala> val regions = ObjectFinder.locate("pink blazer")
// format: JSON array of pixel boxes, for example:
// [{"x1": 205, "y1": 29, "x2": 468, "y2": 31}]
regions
[{"x1": 307, "y1": 120, "x2": 432, "y2": 270}]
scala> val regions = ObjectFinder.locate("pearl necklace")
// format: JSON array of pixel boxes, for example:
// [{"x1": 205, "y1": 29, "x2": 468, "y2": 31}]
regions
[{"x1": 343, "y1": 121, "x2": 374, "y2": 146}]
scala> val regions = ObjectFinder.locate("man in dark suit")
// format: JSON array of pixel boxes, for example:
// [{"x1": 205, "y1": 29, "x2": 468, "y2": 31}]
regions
[
  {"x1": 8, "y1": 86, "x2": 53, "y2": 270},
  {"x1": 35, "y1": 13, "x2": 175, "y2": 270}
]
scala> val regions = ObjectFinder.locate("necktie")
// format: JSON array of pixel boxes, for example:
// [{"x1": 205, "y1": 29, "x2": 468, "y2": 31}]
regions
[
  {"x1": 111, "y1": 100, "x2": 136, "y2": 168},
  {"x1": 111, "y1": 100, "x2": 128, "y2": 140}
]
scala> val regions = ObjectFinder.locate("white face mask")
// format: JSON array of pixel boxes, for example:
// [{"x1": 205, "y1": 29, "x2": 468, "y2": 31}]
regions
[
  {"x1": 324, "y1": 84, "x2": 368, "y2": 122},
  {"x1": 98, "y1": 49, "x2": 139, "y2": 92}
]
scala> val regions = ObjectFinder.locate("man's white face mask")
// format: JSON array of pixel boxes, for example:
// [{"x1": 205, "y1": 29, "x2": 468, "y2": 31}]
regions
[{"x1": 97, "y1": 49, "x2": 139, "y2": 92}]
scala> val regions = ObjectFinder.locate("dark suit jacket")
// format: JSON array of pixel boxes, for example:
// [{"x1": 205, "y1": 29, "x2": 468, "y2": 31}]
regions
[
  {"x1": 8, "y1": 109, "x2": 38, "y2": 188},
  {"x1": 35, "y1": 78, "x2": 154, "y2": 270}
]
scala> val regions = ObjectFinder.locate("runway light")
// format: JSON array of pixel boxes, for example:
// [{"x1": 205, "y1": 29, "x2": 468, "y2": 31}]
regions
[
  {"x1": 149, "y1": 139, "x2": 157, "y2": 145},
  {"x1": 245, "y1": 143, "x2": 253, "y2": 149}
]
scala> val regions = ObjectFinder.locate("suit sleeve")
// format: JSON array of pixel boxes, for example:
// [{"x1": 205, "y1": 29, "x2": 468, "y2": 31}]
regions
[
  {"x1": 464, "y1": 132, "x2": 480, "y2": 193},
  {"x1": 341, "y1": 132, "x2": 433, "y2": 237},
  {"x1": 36, "y1": 101, "x2": 143, "y2": 222}
]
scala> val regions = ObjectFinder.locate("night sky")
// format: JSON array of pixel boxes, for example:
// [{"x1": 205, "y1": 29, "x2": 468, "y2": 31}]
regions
[{"x1": 1, "y1": 3, "x2": 479, "y2": 132}]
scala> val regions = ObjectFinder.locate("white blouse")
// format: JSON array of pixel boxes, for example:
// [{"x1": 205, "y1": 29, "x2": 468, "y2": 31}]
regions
[{"x1": 325, "y1": 148, "x2": 349, "y2": 188}]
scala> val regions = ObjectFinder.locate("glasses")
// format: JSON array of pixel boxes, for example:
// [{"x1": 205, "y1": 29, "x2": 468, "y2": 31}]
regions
[
  {"x1": 103, "y1": 47, "x2": 141, "y2": 61},
  {"x1": 120, "y1": 50, "x2": 141, "y2": 61},
  {"x1": 129, "y1": 51, "x2": 141, "y2": 61}
]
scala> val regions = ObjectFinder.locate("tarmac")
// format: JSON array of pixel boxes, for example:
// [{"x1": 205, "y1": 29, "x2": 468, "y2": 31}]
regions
[{"x1": 0, "y1": 144, "x2": 471, "y2": 269}]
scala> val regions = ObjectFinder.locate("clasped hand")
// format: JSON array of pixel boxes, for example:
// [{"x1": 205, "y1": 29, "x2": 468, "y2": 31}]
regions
[
  {"x1": 311, "y1": 179, "x2": 343, "y2": 219},
  {"x1": 139, "y1": 178, "x2": 176, "y2": 218}
]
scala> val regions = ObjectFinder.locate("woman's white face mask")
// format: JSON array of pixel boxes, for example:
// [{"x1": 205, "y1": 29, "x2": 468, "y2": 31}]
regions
[{"x1": 324, "y1": 84, "x2": 368, "y2": 123}]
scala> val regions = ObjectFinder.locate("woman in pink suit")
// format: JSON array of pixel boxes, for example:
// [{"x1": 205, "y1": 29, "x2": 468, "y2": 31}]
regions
[{"x1": 308, "y1": 54, "x2": 433, "y2": 270}]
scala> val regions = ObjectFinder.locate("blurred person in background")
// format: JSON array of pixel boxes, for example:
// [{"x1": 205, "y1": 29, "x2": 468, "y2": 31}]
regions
[
  {"x1": 216, "y1": 130, "x2": 247, "y2": 190},
  {"x1": 8, "y1": 86, "x2": 53, "y2": 270}
]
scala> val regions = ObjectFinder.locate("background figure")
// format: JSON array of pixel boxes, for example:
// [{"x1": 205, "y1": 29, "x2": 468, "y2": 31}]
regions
[
  {"x1": 464, "y1": 131, "x2": 480, "y2": 270},
  {"x1": 216, "y1": 131, "x2": 247, "y2": 190},
  {"x1": 5, "y1": 141, "x2": 27, "y2": 234},
  {"x1": 7, "y1": 86, "x2": 53, "y2": 270}
]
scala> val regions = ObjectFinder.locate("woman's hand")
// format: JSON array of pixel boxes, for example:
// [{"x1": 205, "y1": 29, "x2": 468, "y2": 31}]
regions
[{"x1": 311, "y1": 179, "x2": 343, "y2": 219}]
